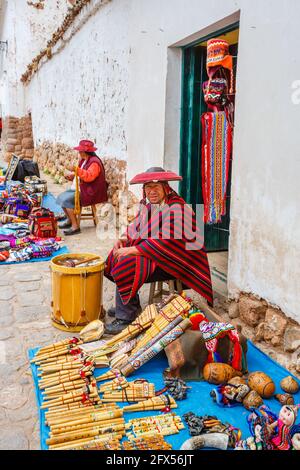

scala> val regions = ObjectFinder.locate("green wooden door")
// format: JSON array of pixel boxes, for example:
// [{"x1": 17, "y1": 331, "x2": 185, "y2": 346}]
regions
[{"x1": 179, "y1": 25, "x2": 239, "y2": 252}]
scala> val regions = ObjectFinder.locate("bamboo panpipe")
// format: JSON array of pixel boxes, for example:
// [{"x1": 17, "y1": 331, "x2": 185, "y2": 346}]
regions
[
  {"x1": 49, "y1": 408, "x2": 123, "y2": 429},
  {"x1": 123, "y1": 435, "x2": 172, "y2": 451},
  {"x1": 40, "y1": 372, "x2": 92, "y2": 389},
  {"x1": 46, "y1": 425, "x2": 125, "y2": 446},
  {"x1": 105, "y1": 304, "x2": 158, "y2": 347},
  {"x1": 132, "y1": 296, "x2": 191, "y2": 354},
  {"x1": 43, "y1": 382, "x2": 88, "y2": 399},
  {"x1": 49, "y1": 433, "x2": 123, "y2": 450},
  {"x1": 49, "y1": 423, "x2": 125, "y2": 442},
  {"x1": 35, "y1": 353, "x2": 83, "y2": 366},
  {"x1": 45, "y1": 404, "x2": 118, "y2": 421},
  {"x1": 53, "y1": 438, "x2": 122, "y2": 451},
  {"x1": 101, "y1": 381, "x2": 155, "y2": 401},
  {"x1": 31, "y1": 347, "x2": 80, "y2": 363},
  {"x1": 123, "y1": 395, "x2": 177, "y2": 412},
  {"x1": 50, "y1": 419, "x2": 125, "y2": 435},
  {"x1": 46, "y1": 405, "x2": 121, "y2": 424},
  {"x1": 99, "y1": 377, "x2": 129, "y2": 392},
  {"x1": 96, "y1": 368, "x2": 121, "y2": 383},
  {"x1": 120, "y1": 319, "x2": 192, "y2": 376},
  {"x1": 41, "y1": 385, "x2": 100, "y2": 409},
  {"x1": 35, "y1": 338, "x2": 81, "y2": 356}
]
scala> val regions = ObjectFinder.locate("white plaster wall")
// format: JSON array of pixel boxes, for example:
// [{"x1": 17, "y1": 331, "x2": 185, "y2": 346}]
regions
[
  {"x1": 0, "y1": 0, "x2": 68, "y2": 116},
  {"x1": 27, "y1": 0, "x2": 130, "y2": 160}
]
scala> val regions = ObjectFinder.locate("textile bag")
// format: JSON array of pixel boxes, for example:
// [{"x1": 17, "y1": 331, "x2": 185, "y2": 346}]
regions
[
  {"x1": 203, "y1": 77, "x2": 228, "y2": 106},
  {"x1": 28, "y1": 207, "x2": 57, "y2": 238}
]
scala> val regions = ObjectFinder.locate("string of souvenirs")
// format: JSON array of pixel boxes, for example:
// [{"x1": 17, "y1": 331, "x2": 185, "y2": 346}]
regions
[
  {"x1": 201, "y1": 38, "x2": 234, "y2": 224},
  {"x1": 0, "y1": 178, "x2": 61, "y2": 263},
  {"x1": 30, "y1": 293, "x2": 300, "y2": 450}
]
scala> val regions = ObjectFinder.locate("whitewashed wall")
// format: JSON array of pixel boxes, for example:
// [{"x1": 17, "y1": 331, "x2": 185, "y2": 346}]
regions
[
  {"x1": 26, "y1": 0, "x2": 129, "y2": 160},
  {"x1": 1, "y1": 0, "x2": 299, "y2": 321},
  {"x1": 0, "y1": 0, "x2": 68, "y2": 117}
]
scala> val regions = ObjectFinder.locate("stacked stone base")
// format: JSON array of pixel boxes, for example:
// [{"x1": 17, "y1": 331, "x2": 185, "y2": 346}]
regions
[
  {"x1": 1, "y1": 115, "x2": 34, "y2": 161},
  {"x1": 34, "y1": 141, "x2": 138, "y2": 224},
  {"x1": 228, "y1": 293, "x2": 300, "y2": 376}
]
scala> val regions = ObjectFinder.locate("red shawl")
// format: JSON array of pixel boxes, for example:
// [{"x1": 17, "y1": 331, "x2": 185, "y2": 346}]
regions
[{"x1": 105, "y1": 191, "x2": 213, "y2": 305}]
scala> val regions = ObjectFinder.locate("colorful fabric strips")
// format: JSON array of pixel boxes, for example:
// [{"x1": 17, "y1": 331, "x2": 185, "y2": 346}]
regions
[{"x1": 201, "y1": 111, "x2": 232, "y2": 224}]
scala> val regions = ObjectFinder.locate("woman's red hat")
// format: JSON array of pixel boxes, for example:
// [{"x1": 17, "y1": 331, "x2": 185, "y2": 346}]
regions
[
  {"x1": 73, "y1": 139, "x2": 97, "y2": 152},
  {"x1": 130, "y1": 167, "x2": 182, "y2": 185}
]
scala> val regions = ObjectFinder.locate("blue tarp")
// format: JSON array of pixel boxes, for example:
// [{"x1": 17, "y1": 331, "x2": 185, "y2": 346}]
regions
[
  {"x1": 29, "y1": 341, "x2": 300, "y2": 450},
  {"x1": 42, "y1": 193, "x2": 63, "y2": 216}
]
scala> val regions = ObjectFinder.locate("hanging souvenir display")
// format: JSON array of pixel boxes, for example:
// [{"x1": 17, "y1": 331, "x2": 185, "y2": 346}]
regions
[{"x1": 201, "y1": 111, "x2": 232, "y2": 224}]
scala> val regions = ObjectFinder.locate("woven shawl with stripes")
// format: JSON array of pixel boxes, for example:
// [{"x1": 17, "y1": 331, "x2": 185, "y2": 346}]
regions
[{"x1": 105, "y1": 193, "x2": 213, "y2": 305}]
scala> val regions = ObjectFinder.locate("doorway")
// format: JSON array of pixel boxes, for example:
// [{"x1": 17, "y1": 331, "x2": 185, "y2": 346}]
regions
[{"x1": 179, "y1": 23, "x2": 239, "y2": 296}]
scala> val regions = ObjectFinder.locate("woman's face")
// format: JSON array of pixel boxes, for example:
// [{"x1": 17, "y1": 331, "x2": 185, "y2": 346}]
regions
[
  {"x1": 144, "y1": 182, "x2": 165, "y2": 204},
  {"x1": 79, "y1": 151, "x2": 88, "y2": 159}
]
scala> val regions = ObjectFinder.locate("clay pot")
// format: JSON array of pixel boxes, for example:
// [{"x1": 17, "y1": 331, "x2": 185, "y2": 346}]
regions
[
  {"x1": 243, "y1": 390, "x2": 264, "y2": 410},
  {"x1": 275, "y1": 393, "x2": 294, "y2": 406},
  {"x1": 203, "y1": 363, "x2": 242, "y2": 385},
  {"x1": 280, "y1": 376, "x2": 299, "y2": 394},
  {"x1": 248, "y1": 371, "x2": 275, "y2": 398}
]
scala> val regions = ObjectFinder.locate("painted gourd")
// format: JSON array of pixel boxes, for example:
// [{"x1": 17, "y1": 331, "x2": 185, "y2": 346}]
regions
[
  {"x1": 243, "y1": 390, "x2": 264, "y2": 410},
  {"x1": 248, "y1": 371, "x2": 275, "y2": 398},
  {"x1": 203, "y1": 363, "x2": 242, "y2": 385},
  {"x1": 275, "y1": 393, "x2": 294, "y2": 406},
  {"x1": 280, "y1": 376, "x2": 299, "y2": 394}
]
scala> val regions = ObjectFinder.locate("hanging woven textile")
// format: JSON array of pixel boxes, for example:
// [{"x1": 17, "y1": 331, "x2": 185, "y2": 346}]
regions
[{"x1": 201, "y1": 111, "x2": 232, "y2": 224}]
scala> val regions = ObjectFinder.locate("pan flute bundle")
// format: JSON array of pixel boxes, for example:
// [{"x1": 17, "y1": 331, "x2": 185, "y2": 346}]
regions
[
  {"x1": 123, "y1": 435, "x2": 172, "y2": 451},
  {"x1": 101, "y1": 381, "x2": 156, "y2": 403},
  {"x1": 123, "y1": 394, "x2": 177, "y2": 413},
  {"x1": 131, "y1": 295, "x2": 191, "y2": 355},
  {"x1": 126, "y1": 412, "x2": 184, "y2": 438},
  {"x1": 120, "y1": 319, "x2": 192, "y2": 376},
  {"x1": 105, "y1": 304, "x2": 159, "y2": 346},
  {"x1": 99, "y1": 376, "x2": 129, "y2": 392}
]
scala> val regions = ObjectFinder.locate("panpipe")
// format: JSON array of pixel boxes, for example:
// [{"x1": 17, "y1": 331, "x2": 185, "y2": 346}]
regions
[
  {"x1": 99, "y1": 376, "x2": 129, "y2": 392},
  {"x1": 101, "y1": 382, "x2": 156, "y2": 403},
  {"x1": 120, "y1": 319, "x2": 192, "y2": 376},
  {"x1": 126, "y1": 413, "x2": 184, "y2": 438},
  {"x1": 123, "y1": 435, "x2": 172, "y2": 451},
  {"x1": 105, "y1": 304, "x2": 158, "y2": 347},
  {"x1": 123, "y1": 394, "x2": 177, "y2": 413},
  {"x1": 131, "y1": 295, "x2": 191, "y2": 354}
]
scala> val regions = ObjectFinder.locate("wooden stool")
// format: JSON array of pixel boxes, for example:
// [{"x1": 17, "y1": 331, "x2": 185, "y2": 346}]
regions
[
  {"x1": 148, "y1": 279, "x2": 183, "y2": 304},
  {"x1": 77, "y1": 205, "x2": 98, "y2": 226}
]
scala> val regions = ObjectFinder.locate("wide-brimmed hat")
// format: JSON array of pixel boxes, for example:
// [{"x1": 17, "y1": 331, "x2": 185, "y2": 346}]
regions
[
  {"x1": 73, "y1": 139, "x2": 97, "y2": 152},
  {"x1": 129, "y1": 167, "x2": 182, "y2": 185}
]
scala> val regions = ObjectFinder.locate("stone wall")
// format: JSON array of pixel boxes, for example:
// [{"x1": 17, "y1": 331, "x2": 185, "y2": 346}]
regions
[
  {"x1": 1, "y1": 114, "x2": 34, "y2": 162},
  {"x1": 34, "y1": 141, "x2": 138, "y2": 223},
  {"x1": 228, "y1": 293, "x2": 300, "y2": 377}
]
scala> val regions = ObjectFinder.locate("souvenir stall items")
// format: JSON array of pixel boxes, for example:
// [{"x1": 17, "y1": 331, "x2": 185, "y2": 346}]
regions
[
  {"x1": 203, "y1": 362, "x2": 242, "y2": 385},
  {"x1": 29, "y1": 207, "x2": 57, "y2": 238},
  {"x1": 280, "y1": 376, "x2": 299, "y2": 394},
  {"x1": 31, "y1": 337, "x2": 125, "y2": 451},
  {"x1": 210, "y1": 381, "x2": 251, "y2": 407},
  {"x1": 24, "y1": 175, "x2": 47, "y2": 195},
  {"x1": 200, "y1": 320, "x2": 244, "y2": 371},
  {"x1": 206, "y1": 38, "x2": 233, "y2": 93},
  {"x1": 158, "y1": 373, "x2": 190, "y2": 400},
  {"x1": 125, "y1": 413, "x2": 184, "y2": 438},
  {"x1": 247, "y1": 371, "x2": 275, "y2": 398},
  {"x1": 242, "y1": 391, "x2": 264, "y2": 410},
  {"x1": 101, "y1": 380, "x2": 156, "y2": 403},
  {"x1": 183, "y1": 411, "x2": 241, "y2": 448},
  {"x1": 123, "y1": 394, "x2": 177, "y2": 413},
  {"x1": 275, "y1": 394, "x2": 295, "y2": 406},
  {"x1": 235, "y1": 404, "x2": 300, "y2": 451},
  {"x1": 79, "y1": 320, "x2": 104, "y2": 343},
  {"x1": 123, "y1": 435, "x2": 172, "y2": 451},
  {"x1": 119, "y1": 319, "x2": 192, "y2": 377},
  {"x1": 180, "y1": 433, "x2": 229, "y2": 450},
  {"x1": 290, "y1": 424, "x2": 300, "y2": 450},
  {"x1": 201, "y1": 113, "x2": 232, "y2": 226}
]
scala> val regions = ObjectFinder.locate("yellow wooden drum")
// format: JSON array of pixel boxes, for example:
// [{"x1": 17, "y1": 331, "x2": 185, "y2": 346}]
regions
[{"x1": 50, "y1": 253, "x2": 105, "y2": 332}]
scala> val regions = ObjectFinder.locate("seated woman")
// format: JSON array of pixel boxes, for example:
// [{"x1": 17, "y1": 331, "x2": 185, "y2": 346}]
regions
[
  {"x1": 104, "y1": 167, "x2": 213, "y2": 335},
  {"x1": 57, "y1": 139, "x2": 108, "y2": 235}
]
